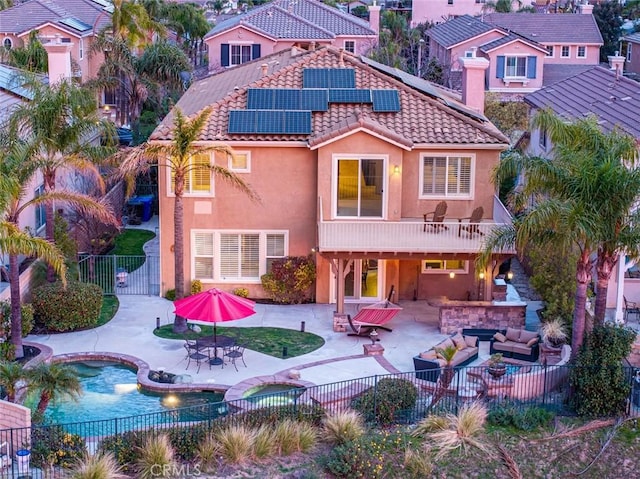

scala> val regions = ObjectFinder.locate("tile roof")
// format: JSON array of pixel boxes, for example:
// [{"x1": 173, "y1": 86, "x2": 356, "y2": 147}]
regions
[
  {"x1": 624, "y1": 32, "x2": 640, "y2": 44},
  {"x1": 427, "y1": 15, "x2": 496, "y2": 48},
  {"x1": 482, "y1": 13, "x2": 603, "y2": 45},
  {"x1": 0, "y1": 0, "x2": 110, "y2": 36},
  {"x1": 151, "y1": 46, "x2": 509, "y2": 146},
  {"x1": 541, "y1": 63, "x2": 594, "y2": 86},
  {"x1": 525, "y1": 66, "x2": 640, "y2": 138},
  {"x1": 479, "y1": 33, "x2": 547, "y2": 54},
  {"x1": 205, "y1": 0, "x2": 375, "y2": 40}
]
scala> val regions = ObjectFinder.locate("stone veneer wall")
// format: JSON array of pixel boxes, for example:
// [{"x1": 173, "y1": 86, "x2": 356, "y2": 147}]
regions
[
  {"x1": 438, "y1": 300, "x2": 527, "y2": 334},
  {"x1": 628, "y1": 335, "x2": 640, "y2": 367},
  {"x1": 0, "y1": 401, "x2": 31, "y2": 454}
]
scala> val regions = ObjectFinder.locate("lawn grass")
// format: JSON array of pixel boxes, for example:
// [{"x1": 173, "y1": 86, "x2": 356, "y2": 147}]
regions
[
  {"x1": 112, "y1": 229, "x2": 156, "y2": 256},
  {"x1": 97, "y1": 296, "x2": 119, "y2": 327},
  {"x1": 154, "y1": 324, "x2": 325, "y2": 359}
]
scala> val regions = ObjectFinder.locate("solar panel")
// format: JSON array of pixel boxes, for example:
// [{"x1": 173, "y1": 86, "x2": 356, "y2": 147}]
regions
[
  {"x1": 303, "y1": 69, "x2": 356, "y2": 88},
  {"x1": 247, "y1": 89, "x2": 273, "y2": 109},
  {"x1": 256, "y1": 111, "x2": 284, "y2": 133},
  {"x1": 372, "y1": 90, "x2": 401, "y2": 112},
  {"x1": 301, "y1": 89, "x2": 328, "y2": 111},
  {"x1": 329, "y1": 89, "x2": 372, "y2": 103},
  {"x1": 59, "y1": 17, "x2": 92, "y2": 32},
  {"x1": 274, "y1": 89, "x2": 300, "y2": 110},
  {"x1": 228, "y1": 111, "x2": 257, "y2": 134},
  {"x1": 283, "y1": 111, "x2": 312, "y2": 134}
]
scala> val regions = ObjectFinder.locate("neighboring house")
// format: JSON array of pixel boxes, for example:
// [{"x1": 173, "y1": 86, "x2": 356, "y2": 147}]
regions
[
  {"x1": 203, "y1": 0, "x2": 380, "y2": 71},
  {"x1": 150, "y1": 45, "x2": 514, "y2": 311},
  {"x1": 522, "y1": 59, "x2": 640, "y2": 321},
  {"x1": 426, "y1": 9, "x2": 602, "y2": 93},
  {"x1": 0, "y1": 0, "x2": 111, "y2": 84},
  {"x1": 411, "y1": 0, "x2": 520, "y2": 26},
  {"x1": 622, "y1": 32, "x2": 640, "y2": 76}
]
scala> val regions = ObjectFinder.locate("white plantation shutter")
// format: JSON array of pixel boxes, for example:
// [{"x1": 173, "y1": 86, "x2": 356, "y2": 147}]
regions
[
  {"x1": 191, "y1": 153, "x2": 211, "y2": 192},
  {"x1": 266, "y1": 234, "x2": 286, "y2": 272},
  {"x1": 193, "y1": 232, "x2": 214, "y2": 279},
  {"x1": 458, "y1": 157, "x2": 471, "y2": 195},
  {"x1": 220, "y1": 234, "x2": 239, "y2": 278},
  {"x1": 423, "y1": 156, "x2": 471, "y2": 197},
  {"x1": 241, "y1": 234, "x2": 260, "y2": 277}
]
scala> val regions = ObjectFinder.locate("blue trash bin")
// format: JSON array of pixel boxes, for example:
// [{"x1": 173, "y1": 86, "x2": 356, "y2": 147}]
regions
[{"x1": 139, "y1": 195, "x2": 154, "y2": 222}]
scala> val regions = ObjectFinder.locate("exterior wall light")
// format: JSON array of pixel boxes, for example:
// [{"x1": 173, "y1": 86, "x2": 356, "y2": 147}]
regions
[
  {"x1": 394, "y1": 165, "x2": 400, "y2": 174},
  {"x1": 449, "y1": 272, "x2": 455, "y2": 279}
]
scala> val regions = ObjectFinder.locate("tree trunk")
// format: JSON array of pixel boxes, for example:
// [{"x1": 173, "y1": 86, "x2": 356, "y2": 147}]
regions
[
  {"x1": 428, "y1": 366, "x2": 454, "y2": 408},
  {"x1": 44, "y1": 168, "x2": 57, "y2": 283},
  {"x1": 172, "y1": 172, "x2": 188, "y2": 334},
  {"x1": 9, "y1": 253, "x2": 23, "y2": 360},
  {"x1": 571, "y1": 253, "x2": 592, "y2": 359},
  {"x1": 593, "y1": 250, "x2": 618, "y2": 327},
  {"x1": 37, "y1": 391, "x2": 52, "y2": 414}
]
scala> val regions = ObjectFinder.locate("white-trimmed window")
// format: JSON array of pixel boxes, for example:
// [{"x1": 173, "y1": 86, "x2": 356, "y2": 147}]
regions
[
  {"x1": 545, "y1": 45, "x2": 554, "y2": 57},
  {"x1": 627, "y1": 43, "x2": 633, "y2": 62},
  {"x1": 422, "y1": 259, "x2": 468, "y2": 274},
  {"x1": 561, "y1": 46, "x2": 570, "y2": 58},
  {"x1": 3, "y1": 38, "x2": 12, "y2": 49},
  {"x1": 169, "y1": 153, "x2": 212, "y2": 196},
  {"x1": 79, "y1": 38, "x2": 84, "y2": 60},
  {"x1": 228, "y1": 151, "x2": 250, "y2": 173},
  {"x1": 192, "y1": 230, "x2": 288, "y2": 281},
  {"x1": 35, "y1": 184, "x2": 46, "y2": 231},
  {"x1": 420, "y1": 155, "x2": 473, "y2": 199},
  {"x1": 344, "y1": 40, "x2": 355, "y2": 54},
  {"x1": 577, "y1": 45, "x2": 586, "y2": 58},
  {"x1": 231, "y1": 44, "x2": 252, "y2": 66},
  {"x1": 505, "y1": 56, "x2": 527, "y2": 77},
  {"x1": 539, "y1": 128, "x2": 547, "y2": 150}
]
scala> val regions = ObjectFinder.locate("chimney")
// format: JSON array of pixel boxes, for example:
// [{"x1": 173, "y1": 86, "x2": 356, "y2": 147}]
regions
[
  {"x1": 608, "y1": 51, "x2": 625, "y2": 78},
  {"x1": 43, "y1": 35, "x2": 73, "y2": 84},
  {"x1": 261, "y1": 63, "x2": 269, "y2": 76},
  {"x1": 368, "y1": 1, "x2": 381, "y2": 36},
  {"x1": 338, "y1": 48, "x2": 345, "y2": 66},
  {"x1": 578, "y1": 1, "x2": 593, "y2": 14},
  {"x1": 459, "y1": 50, "x2": 490, "y2": 115}
]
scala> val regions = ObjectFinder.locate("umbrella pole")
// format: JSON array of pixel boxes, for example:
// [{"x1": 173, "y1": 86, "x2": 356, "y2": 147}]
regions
[{"x1": 214, "y1": 323, "x2": 217, "y2": 343}]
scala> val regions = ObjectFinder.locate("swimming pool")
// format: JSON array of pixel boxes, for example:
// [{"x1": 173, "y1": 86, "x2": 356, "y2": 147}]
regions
[
  {"x1": 41, "y1": 361, "x2": 225, "y2": 429},
  {"x1": 243, "y1": 383, "x2": 305, "y2": 407}
]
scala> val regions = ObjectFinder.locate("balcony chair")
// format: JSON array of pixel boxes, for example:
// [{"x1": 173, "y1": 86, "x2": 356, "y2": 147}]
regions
[
  {"x1": 222, "y1": 344, "x2": 246, "y2": 371},
  {"x1": 458, "y1": 206, "x2": 484, "y2": 238},
  {"x1": 624, "y1": 296, "x2": 640, "y2": 323},
  {"x1": 423, "y1": 201, "x2": 449, "y2": 232},
  {"x1": 346, "y1": 300, "x2": 403, "y2": 336}
]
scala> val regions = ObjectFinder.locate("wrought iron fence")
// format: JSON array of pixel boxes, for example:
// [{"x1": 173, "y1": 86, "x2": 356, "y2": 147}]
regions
[
  {"x1": 0, "y1": 364, "x2": 637, "y2": 478},
  {"x1": 77, "y1": 254, "x2": 160, "y2": 296}
]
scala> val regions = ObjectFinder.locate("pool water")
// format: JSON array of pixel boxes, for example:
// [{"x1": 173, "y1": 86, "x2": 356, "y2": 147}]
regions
[
  {"x1": 505, "y1": 364, "x2": 521, "y2": 375},
  {"x1": 41, "y1": 362, "x2": 224, "y2": 426},
  {"x1": 243, "y1": 384, "x2": 305, "y2": 407}
]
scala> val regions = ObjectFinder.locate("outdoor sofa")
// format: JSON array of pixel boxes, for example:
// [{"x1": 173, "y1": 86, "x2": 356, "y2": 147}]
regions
[
  {"x1": 489, "y1": 327, "x2": 540, "y2": 362},
  {"x1": 413, "y1": 332, "x2": 479, "y2": 382}
]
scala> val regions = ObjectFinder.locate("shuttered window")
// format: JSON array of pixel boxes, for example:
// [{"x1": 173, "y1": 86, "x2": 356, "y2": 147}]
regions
[
  {"x1": 266, "y1": 234, "x2": 286, "y2": 272},
  {"x1": 194, "y1": 232, "x2": 214, "y2": 279},
  {"x1": 220, "y1": 233, "x2": 260, "y2": 279},
  {"x1": 421, "y1": 156, "x2": 472, "y2": 198},
  {"x1": 170, "y1": 153, "x2": 212, "y2": 195}
]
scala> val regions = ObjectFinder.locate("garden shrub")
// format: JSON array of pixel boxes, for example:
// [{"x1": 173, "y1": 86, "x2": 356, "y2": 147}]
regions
[
  {"x1": 0, "y1": 301, "x2": 35, "y2": 338},
  {"x1": 31, "y1": 425, "x2": 85, "y2": 469},
  {"x1": 351, "y1": 378, "x2": 418, "y2": 425},
  {"x1": 165, "y1": 289, "x2": 176, "y2": 301},
  {"x1": 191, "y1": 280, "x2": 202, "y2": 295},
  {"x1": 216, "y1": 404, "x2": 325, "y2": 429},
  {"x1": 261, "y1": 255, "x2": 316, "y2": 304},
  {"x1": 487, "y1": 403, "x2": 553, "y2": 431},
  {"x1": 233, "y1": 287, "x2": 249, "y2": 298},
  {"x1": 570, "y1": 325, "x2": 637, "y2": 417},
  {"x1": 32, "y1": 281, "x2": 103, "y2": 332},
  {"x1": 99, "y1": 431, "x2": 147, "y2": 471}
]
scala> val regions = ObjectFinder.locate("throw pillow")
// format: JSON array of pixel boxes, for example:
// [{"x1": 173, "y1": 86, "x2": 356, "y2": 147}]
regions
[
  {"x1": 435, "y1": 358, "x2": 448, "y2": 367},
  {"x1": 451, "y1": 333, "x2": 467, "y2": 350},
  {"x1": 519, "y1": 330, "x2": 539, "y2": 344},
  {"x1": 464, "y1": 335, "x2": 479, "y2": 348},
  {"x1": 506, "y1": 327, "x2": 521, "y2": 342},
  {"x1": 526, "y1": 337, "x2": 539, "y2": 347},
  {"x1": 439, "y1": 338, "x2": 455, "y2": 351},
  {"x1": 420, "y1": 350, "x2": 438, "y2": 360},
  {"x1": 493, "y1": 332, "x2": 507, "y2": 343}
]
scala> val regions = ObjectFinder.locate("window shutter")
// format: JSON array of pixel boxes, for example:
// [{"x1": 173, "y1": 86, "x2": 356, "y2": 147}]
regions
[
  {"x1": 194, "y1": 233, "x2": 214, "y2": 279},
  {"x1": 241, "y1": 234, "x2": 260, "y2": 278},
  {"x1": 267, "y1": 234, "x2": 285, "y2": 257},
  {"x1": 526, "y1": 56, "x2": 537, "y2": 79},
  {"x1": 191, "y1": 153, "x2": 211, "y2": 192},
  {"x1": 220, "y1": 234, "x2": 239, "y2": 278},
  {"x1": 252, "y1": 44, "x2": 261, "y2": 60},
  {"x1": 221, "y1": 44, "x2": 230, "y2": 67},
  {"x1": 459, "y1": 157, "x2": 471, "y2": 194},
  {"x1": 496, "y1": 56, "x2": 505, "y2": 79}
]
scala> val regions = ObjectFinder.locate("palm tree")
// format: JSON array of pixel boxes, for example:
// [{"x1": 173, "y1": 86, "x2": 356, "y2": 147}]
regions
[
  {"x1": 8, "y1": 78, "x2": 117, "y2": 282},
  {"x1": 26, "y1": 362, "x2": 82, "y2": 414},
  {"x1": 428, "y1": 345, "x2": 458, "y2": 408},
  {"x1": 119, "y1": 107, "x2": 257, "y2": 333},
  {"x1": 532, "y1": 109, "x2": 640, "y2": 327},
  {"x1": 0, "y1": 361, "x2": 26, "y2": 402},
  {"x1": 0, "y1": 132, "x2": 116, "y2": 358},
  {"x1": 109, "y1": 0, "x2": 162, "y2": 47}
]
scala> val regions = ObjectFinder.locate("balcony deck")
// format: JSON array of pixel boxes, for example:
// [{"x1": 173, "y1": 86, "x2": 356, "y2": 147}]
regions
[{"x1": 318, "y1": 219, "x2": 515, "y2": 255}]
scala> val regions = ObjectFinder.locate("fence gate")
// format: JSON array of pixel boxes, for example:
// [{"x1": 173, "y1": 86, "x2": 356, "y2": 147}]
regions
[{"x1": 78, "y1": 254, "x2": 160, "y2": 296}]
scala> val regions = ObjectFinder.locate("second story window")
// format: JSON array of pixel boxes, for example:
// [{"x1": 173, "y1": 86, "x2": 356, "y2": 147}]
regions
[
  {"x1": 229, "y1": 152, "x2": 250, "y2": 173},
  {"x1": 344, "y1": 40, "x2": 355, "y2": 54},
  {"x1": 539, "y1": 128, "x2": 548, "y2": 151},
  {"x1": 35, "y1": 184, "x2": 46, "y2": 231},
  {"x1": 170, "y1": 153, "x2": 212, "y2": 196},
  {"x1": 505, "y1": 56, "x2": 526, "y2": 77},
  {"x1": 628, "y1": 43, "x2": 633, "y2": 62},
  {"x1": 561, "y1": 46, "x2": 570, "y2": 58},
  {"x1": 577, "y1": 46, "x2": 586, "y2": 58},
  {"x1": 221, "y1": 43, "x2": 261, "y2": 67},
  {"x1": 497, "y1": 55, "x2": 537, "y2": 80},
  {"x1": 420, "y1": 155, "x2": 472, "y2": 199},
  {"x1": 546, "y1": 46, "x2": 554, "y2": 57},
  {"x1": 3, "y1": 38, "x2": 12, "y2": 49},
  {"x1": 231, "y1": 45, "x2": 252, "y2": 65}
]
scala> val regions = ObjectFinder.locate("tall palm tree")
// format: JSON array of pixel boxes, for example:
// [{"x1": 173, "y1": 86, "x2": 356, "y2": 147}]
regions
[
  {"x1": 532, "y1": 109, "x2": 640, "y2": 326},
  {"x1": 9, "y1": 78, "x2": 117, "y2": 282},
  {"x1": 0, "y1": 361, "x2": 26, "y2": 402},
  {"x1": 26, "y1": 362, "x2": 82, "y2": 414},
  {"x1": 0, "y1": 132, "x2": 116, "y2": 358},
  {"x1": 428, "y1": 345, "x2": 458, "y2": 408},
  {"x1": 119, "y1": 107, "x2": 257, "y2": 333}
]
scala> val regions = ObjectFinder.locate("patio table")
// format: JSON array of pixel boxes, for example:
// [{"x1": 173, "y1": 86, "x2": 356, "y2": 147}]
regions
[{"x1": 197, "y1": 335, "x2": 235, "y2": 365}]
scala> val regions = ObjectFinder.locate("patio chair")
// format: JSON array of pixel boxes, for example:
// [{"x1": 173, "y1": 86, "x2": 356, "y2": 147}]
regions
[
  {"x1": 222, "y1": 344, "x2": 246, "y2": 371},
  {"x1": 624, "y1": 296, "x2": 640, "y2": 322},
  {"x1": 346, "y1": 300, "x2": 403, "y2": 337},
  {"x1": 423, "y1": 201, "x2": 449, "y2": 232},
  {"x1": 458, "y1": 206, "x2": 484, "y2": 238},
  {"x1": 184, "y1": 340, "x2": 209, "y2": 372}
]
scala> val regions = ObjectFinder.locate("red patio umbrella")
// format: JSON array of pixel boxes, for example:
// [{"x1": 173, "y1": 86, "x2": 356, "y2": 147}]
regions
[{"x1": 173, "y1": 288, "x2": 256, "y2": 342}]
